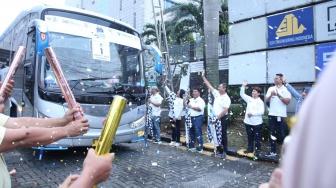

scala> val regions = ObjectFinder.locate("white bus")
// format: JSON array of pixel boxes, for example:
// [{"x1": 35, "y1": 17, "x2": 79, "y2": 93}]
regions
[{"x1": 0, "y1": 4, "x2": 157, "y2": 149}]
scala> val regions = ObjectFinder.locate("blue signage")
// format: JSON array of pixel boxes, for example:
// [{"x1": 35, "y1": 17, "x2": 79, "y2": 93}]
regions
[
  {"x1": 268, "y1": 7, "x2": 314, "y2": 48},
  {"x1": 316, "y1": 42, "x2": 336, "y2": 76}
]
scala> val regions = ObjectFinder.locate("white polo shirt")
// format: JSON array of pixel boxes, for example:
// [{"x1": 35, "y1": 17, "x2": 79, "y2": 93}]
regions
[
  {"x1": 189, "y1": 96, "x2": 205, "y2": 117},
  {"x1": 240, "y1": 86, "x2": 264, "y2": 125},
  {"x1": 212, "y1": 90, "x2": 231, "y2": 116},
  {"x1": 0, "y1": 114, "x2": 10, "y2": 188},
  {"x1": 149, "y1": 93, "x2": 163, "y2": 116},
  {"x1": 266, "y1": 85, "x2": 291, "y2": 117},
  {"x1": 173, "y1": 98, "x2": 184, "y2": 120}
]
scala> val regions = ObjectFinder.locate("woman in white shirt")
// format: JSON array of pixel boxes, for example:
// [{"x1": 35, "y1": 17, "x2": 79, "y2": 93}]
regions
[
  {"x1": 164, "y1": 83, "x2": 185, "y2": 147},
  {"x1": 240, "y1": 80, "x2": 265, "y2": 157}
]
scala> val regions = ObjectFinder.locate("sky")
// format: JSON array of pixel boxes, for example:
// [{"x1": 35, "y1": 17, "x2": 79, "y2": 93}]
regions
[{"x1": 0, "y1": 0, "x2": 65, "y2": 35}]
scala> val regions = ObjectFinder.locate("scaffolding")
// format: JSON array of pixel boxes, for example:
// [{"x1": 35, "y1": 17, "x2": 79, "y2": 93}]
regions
[{"x1": 151, "y1": 0, "x2": 174, "y2": 91}]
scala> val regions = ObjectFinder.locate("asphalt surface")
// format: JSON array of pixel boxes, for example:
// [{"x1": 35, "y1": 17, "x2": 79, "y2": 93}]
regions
[
  {"x1": 5, "y1": 140, "x2": 277, "y2": 188},
  {"x1": 6, "y1": 88, "x2": 277, "y2": 187}
]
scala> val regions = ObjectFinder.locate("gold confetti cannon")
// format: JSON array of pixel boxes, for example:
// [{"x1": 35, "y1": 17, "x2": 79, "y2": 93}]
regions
[
  {"x1": 93, "y1": 96, "x2": 126, "y2": 188},
  {"x1": 0, "y1": 46, "x2": 26, "y2": 103},
  {"x1": 44, "y1": 47, "x2": 82, "y2": 120}
]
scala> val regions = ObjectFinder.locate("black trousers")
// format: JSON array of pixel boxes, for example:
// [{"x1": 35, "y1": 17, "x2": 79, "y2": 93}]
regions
[
  {"x1": 217, "y1": 115, "x2": 228, "y2": 152},
  {"x1": 170, "y1": 118, "x2": 181, "y2": 142}
]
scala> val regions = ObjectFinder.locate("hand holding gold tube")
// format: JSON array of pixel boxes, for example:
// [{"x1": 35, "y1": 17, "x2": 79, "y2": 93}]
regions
[
  {"x1": 0, "y1": 46, "x2": 26, "y2": 103},
  {"x1": 44, "y1": 47, "x2": 82, "y2": 120},
  {"x1": 93, "y1": 96, "x2": 127, "y2": 188}
]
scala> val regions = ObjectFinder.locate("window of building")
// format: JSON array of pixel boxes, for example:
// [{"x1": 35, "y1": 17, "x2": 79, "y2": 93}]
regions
[
  {"x1": 120, "y1": 0, "x2": 122, "y2": 10},
  {"x1": 133, "y1": 13, "x2": 136, "y2": 28}
]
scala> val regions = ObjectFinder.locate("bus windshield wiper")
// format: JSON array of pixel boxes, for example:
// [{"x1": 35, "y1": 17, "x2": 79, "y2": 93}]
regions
[
  {"x1": 88, "y1": 88, "x2": 140, "y2": 102},
  {"x1": 70, "y1": 77, "x2": 110, "y2": 90},
  {"x1": 86, "y1": 90, "x2": 117, "y2": 94}
]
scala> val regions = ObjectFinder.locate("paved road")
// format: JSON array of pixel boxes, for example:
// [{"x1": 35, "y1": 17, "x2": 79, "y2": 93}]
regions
[{"x1": 5, "y1": 141, "x2": 277, "y2": 188}]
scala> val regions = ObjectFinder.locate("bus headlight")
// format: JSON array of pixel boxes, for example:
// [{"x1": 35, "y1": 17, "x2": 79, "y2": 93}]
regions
[{"x1": 129, "y1": 115, "x2": 145, "y2": 129}]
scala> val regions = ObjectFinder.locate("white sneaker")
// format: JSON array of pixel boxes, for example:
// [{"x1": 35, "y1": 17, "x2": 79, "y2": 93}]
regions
[
  {"x1": 174, "y1": 142, "x2": 182, "y2": 147},
  {"x1": 169, "y1": 141, "x2": 176, "y2": 146},
  {"x1": 265, "y1": 151, "x2": 277, "y2": 157}
]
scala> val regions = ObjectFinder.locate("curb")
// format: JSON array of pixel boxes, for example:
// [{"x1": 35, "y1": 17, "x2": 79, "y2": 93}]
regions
[{"x1": 160, "y1": 133, "x2": 279, "y2": 164}]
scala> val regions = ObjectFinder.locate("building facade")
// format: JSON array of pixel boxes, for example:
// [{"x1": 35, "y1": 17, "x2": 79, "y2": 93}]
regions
[
  {"x1": 65, "y1": 0, "x2": 193, "y2": 33},
  {"x1": 228, "y1": 0, "x2": 336, "y2": 115},
  {"x1": 228, "y1": 0, "x2": 336, "y2": 85}
]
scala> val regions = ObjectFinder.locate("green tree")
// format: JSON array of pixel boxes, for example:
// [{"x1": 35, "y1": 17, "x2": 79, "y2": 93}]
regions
[
  {"x1": 219, "y1": 2, "x2": 229, "y2": 35},
  {"x1": 165, "y1": 1, "x2": 204, "y2": 44},
  {"x1": 141, "y1": 1, "x2": 228, "y2": 45},
  {"x1": 141, "y1": 23, "x2": 157, "y2": 45}
]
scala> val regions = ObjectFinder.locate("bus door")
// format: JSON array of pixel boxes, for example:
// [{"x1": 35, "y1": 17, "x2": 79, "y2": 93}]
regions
[{"x1": 22, "y1": 29, "x2": 36, "y2": 117}]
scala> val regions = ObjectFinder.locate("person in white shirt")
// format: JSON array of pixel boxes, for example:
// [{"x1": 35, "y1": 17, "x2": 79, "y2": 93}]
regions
[
  {"x1": 185, "y1": 88, "x2": 205, "y2": 152},
  {"x1": 240, "y1": 80, "x2": 264, "y2": 157},
  {"x1": 0, "y1": 80, "x2": 90, "y2": 188},
  {"x1": 148, "y1": 86, "x2": 163, "y2": 143},
  {"x1": 163, "y1": 82, "x2": 185, "y2": 147},
  {"x1": 265, "y1": 73, "x2": 291, "y2": 157},
  {"x1": 202, "y1": 70, "x2": 231, "y2": 159}
]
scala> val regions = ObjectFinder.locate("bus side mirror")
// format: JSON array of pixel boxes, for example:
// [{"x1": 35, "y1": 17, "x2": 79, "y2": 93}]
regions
[
  {"x1": 28, "y1": 19, "x2": 49, "y2": 56},
  {"x1": 24, "y1": 64, "x2": 33, "y2": 87},
  {"x1": 142, "y1": 44, "x2": 163, "y2": 74}
]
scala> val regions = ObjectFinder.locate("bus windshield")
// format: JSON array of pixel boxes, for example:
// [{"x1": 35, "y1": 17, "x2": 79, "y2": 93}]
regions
[{"x1": 39, "y1": 32, "x2": 143, "y2": 94}]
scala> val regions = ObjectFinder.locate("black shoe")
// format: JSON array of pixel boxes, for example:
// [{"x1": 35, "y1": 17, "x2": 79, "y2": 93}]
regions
[{"x1": 254, "y1": 151, "x2": 260, "y2": 158}]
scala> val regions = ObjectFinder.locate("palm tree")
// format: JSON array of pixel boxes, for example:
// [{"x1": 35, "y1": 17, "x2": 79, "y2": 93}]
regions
[
  {"x1": 142, "y1": 1, "x2": 228, "y2": 45},
  {"x1": 141, "y1": 23, "x2": 158, "y2": 45},
  {"x1": 165, "y1": 1, "x2": 203, "y2": 44},
  {"x1": 203, "y1": 0, "x2": 219, "y2": 87}
]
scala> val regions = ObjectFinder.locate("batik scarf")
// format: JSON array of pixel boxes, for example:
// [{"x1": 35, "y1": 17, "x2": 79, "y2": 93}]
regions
[
  {"x1": 146, "y1": 106, "x2": 153, "y2": 137},
  {"x1": 166, "y1": 88, "x2": 176, "y2": 118},
  {"x1": 185, "y1": 98, "x2": 192, "y2": 145},
  {"x1": 207, "y1": 90, "x2": 222, "y2": 147}
]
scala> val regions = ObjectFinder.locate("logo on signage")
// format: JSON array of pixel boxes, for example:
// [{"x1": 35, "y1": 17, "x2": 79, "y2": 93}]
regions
[
  {"x1": 267, "y1": 7, "x2": 314, "y2": 48},
  {"x1": 316, "y1": 42, "x2": 336, "y2": 76},
  {"x1": 327, "y1": 5, "x2": 336, "y2": 35},
  {"x1": 276, "y1": 14, "x2": 306, "y2": 37}
]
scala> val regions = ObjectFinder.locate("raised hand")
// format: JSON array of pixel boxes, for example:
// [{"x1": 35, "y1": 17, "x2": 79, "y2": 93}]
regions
[
  {"x1": 242, "y1": 80, "x2": 248, "y2": 86},
  {"x1": 281, "y1": 75, "x2": 286, "y2": 84}
]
